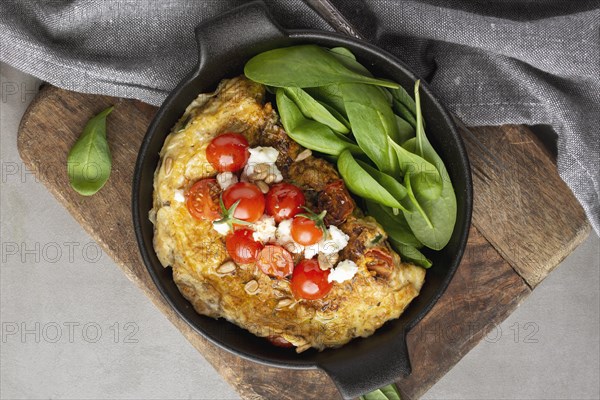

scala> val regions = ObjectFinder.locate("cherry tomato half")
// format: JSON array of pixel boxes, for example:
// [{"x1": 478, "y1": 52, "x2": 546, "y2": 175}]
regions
[
  {"x1": 206, "y1": 132, "x2": 249, "y2": 172},
  {"x1": 256, "y1": 245, "x2": 294, "y2": 279},
  {"x1": 291, "y1": 216, "x2": 324, "y2": 246},
  {"x1": 225, "y1": 229, "x2": 263, "y2": 264},
  {"x1": 291, "y1": 259, "x2": 332, "y2": 300},
  {"x1": 222, "y1": 182, "x2": 265, "y2": 223},
  {"x1": 265, "y1": 183, "x2": 306, "y2": 223},
  {"x1": 186, "y1": 178, "x2": 221, "y2": 221}
]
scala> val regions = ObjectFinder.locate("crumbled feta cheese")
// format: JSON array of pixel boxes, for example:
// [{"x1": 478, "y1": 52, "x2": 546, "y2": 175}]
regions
[
  {"x1": 252, "y1": 215, "x2": 277, "y2": 243},
  {"x1": 248, "y1": 146, "x2": 279, "y2": 164},
  {"x1": 243, "y1": 146, "x2": 284, "y2": 183},
  {"x1": 303, "y1": 225, "x2": 350, "y2": 259},
  {"x1": 212, "y1": 220, "x2": 231, "y2": 236},
  {"x1": 275, "y1": 219, "x2": 304, "y2": 254},
  {"x1": 173, "y1": 189, "x2": 185, "y2": 203},
  {"x1": 304, "y1": 243, "x2": 320, "y2": 259},
  {"x1": 320, "y1": 226, "x2": 350, "y2": 255},
  {"x1": 216, "y1": 172, "x2": 238, "y2": 190},
  {"x1": 327, "y1": 260, "x2": 358, "y2": 283}
]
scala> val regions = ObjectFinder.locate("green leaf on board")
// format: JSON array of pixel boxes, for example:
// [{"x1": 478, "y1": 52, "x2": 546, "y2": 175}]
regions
[{"x1": 67, "y1": 106, "x2": 114, "y2": 196}]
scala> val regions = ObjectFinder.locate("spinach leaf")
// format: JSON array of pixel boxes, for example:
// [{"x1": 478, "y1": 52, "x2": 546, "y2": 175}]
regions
[
  {"x1": 283, "y1": 87, "x2": 349, "y2": 134},
  {"x1": 305, "y1": 84, "x2": 346, "y2": 117},
  {"x1": 341, "y1": 83, "x2": 399, "y2": 174},
  {"x1": 67, "y1": 106, "x2": 114, "y2": 196},
  {"x1": 394, "y1": 115, "x2": 415, "y2": 144},
  {"x1": 413, "y1": 80, "x2": 430, "y2": 159},
  {"x1": 388, "y1": 86, "x2": 416, "y2": 117},
  {"x1": 327, "y1": 47, "x2": 371, "y2": 76},
  {"x1": 403, "y1": 172, "x2": 434, "y2": 228},
  {"x1": 357, "y1": 160, "x2": 408, "y2": 202},
  {"x1": 245, "y1": 45, "x2": 400, "y2": 89},
  {"x1": 327, "y1": 49, "x2": 394, "y2": 107},
  {"x1": 392, "y1": 99, "x2": 417, "y2": 128},
  {"x1": 397, "y1": 81, "x2": 457, "y2": 251},
  {"x1": 360, "y1": 384, "x2": 402, "y2": 400},
  {"x1": 389, "y1": 138, "x2": 442, "y2": 199},
  {"x1": 401, "y1": 167, "x2": 456, "y2": 250},
  {"x1": 276, "y1": 89, "x2": 361, "y2": 156},
  {"x1": 388, "y1": 237, "x2": 432, "y2": 268},
  {"x1": 337, "y1": 150, "x2": 404, "y2": 209},
  {"x1": 317, "y1": 100, "x2": 351, "y2": 130},
  {"x1": 365, "y1": 200, "x2": 421, "y2": 248},
  {"x1": 329, "y1": 47, "x2": 357, "y2": 60}
]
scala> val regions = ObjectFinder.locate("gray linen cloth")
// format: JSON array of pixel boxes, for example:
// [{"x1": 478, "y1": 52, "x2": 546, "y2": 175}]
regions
[{"x1": 1, "y1": 0, "x2": 598, "y2": 233}]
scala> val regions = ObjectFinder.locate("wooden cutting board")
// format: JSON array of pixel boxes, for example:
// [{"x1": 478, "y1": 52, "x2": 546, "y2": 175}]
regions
[{"x1": 18, "y1": 85, "x2": 590, "y2": 400}]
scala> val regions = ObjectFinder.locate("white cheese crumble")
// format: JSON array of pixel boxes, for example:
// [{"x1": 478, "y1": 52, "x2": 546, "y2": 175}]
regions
[
  {"x1": 275, "y1": 219, "x2": 304, "y2": 254},
  {"x1": 304, "y1": 225, "x2": 350, "y2": 259},
  {"x1": 327, "y1": 259, "x2": 358, "y2": 283},
  {"x1": 252, "y1": 215, "x2": 277, "y2": 243},
  {"x1": 243, "y1": 146, "x2": 284, "y2": 183},
  {"x1": 249, "y1": 146, "x2": 279, "y2": 164},
  {"x1": 216, "y1": 171, "x2": 238, "y2": 190},
  {"x1": 212, "y1": 220, "x2": 231, "y2": 236},
  {"x1": 173, "y1": 189, "x2": 185, "y2": 203}
]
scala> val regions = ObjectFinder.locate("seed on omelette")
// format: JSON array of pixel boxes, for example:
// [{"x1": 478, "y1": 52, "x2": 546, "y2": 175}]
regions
[{"x1": 151, "y1": 76, "x2": 425, "y2": 352}]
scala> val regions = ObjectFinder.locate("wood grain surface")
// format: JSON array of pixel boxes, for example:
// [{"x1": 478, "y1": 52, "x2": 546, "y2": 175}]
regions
[{"x1": 17, "y1": 86, "x2": 589, "y2": 399}]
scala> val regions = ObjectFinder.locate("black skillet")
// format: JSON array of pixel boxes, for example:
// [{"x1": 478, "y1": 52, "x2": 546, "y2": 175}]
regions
[{"x1": 132, "y1": 1, "x2": 472, "y2": 398}]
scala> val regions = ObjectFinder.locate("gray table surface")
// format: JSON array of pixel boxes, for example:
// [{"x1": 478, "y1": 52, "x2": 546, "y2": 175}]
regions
[{"x1": 1, "y1": 63, "x2": 598, "y2": 400}]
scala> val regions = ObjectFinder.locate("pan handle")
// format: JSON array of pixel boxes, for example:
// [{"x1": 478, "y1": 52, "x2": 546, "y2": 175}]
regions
[
  {"x1": 193, "y1": 1, "x2": 287, "y2": 77},
  {"x1": 319, "y1": 331, "x2": 411, "y2": 399}
]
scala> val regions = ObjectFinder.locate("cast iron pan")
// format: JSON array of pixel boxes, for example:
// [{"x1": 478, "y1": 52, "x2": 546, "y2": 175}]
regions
[{"x1": 133, "y1": 1, "x2": 472, "y2": 398}]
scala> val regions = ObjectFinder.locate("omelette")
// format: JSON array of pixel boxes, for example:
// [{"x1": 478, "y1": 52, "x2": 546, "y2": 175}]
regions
[{"x1": 151, "y1": 76, "x2": 425, "y2": 352}]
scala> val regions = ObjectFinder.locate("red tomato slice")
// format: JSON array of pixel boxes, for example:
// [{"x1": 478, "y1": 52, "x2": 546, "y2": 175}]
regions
[
  {"x1": 256, "y1": 245, "x2": 294, "y2": 279},
  {"x1": 206, "y1": 132, "x2": 249, "y2": 172},
  {"x1": 291, "y1": 258, "x2": 332, "y2": 300},
  {"x1": 222, "y1": 182, "x2": 265, "y2": 223},
  {"x1": 185, "y1": 178, "x2": 221, "y2": 221},
  {"x1": 265, "y1": 183, "x2": 306, "y2": 222},
  {"x1": 225, "y1": 229, "x2": 263, "y2": 264}
]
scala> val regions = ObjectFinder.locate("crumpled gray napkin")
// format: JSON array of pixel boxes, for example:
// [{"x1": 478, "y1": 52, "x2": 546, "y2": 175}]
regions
[{"x1": 1, "y1": 0, "x2": 598, "y2": 233}]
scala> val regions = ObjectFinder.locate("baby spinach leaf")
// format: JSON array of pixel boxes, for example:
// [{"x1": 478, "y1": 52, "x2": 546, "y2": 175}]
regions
[
  {"x1": 388, "y1": 237, "x2": 432, "y2": 268},
  {"x1": 357, "y1": 160, "x2": 408, "y2": 202},
  {"x1": 413, "y1": 80, "x2": 431, "y2": 159},
  {"x1": 365, "y1": 200, "x2": 421, "y2": 248},
  {"x1": 360, "y1": 384, "x2": 402, "y2": 400},
  {"x1": 394, "y1": 115, "x2": 415, "y2": 144},
  {"x1": 306, "y1": 84, "x2": 346, "y2": 117},
  {"x1": 403, "y1": 172, "x2": 434, "y2": 229},
  {"x1": 401, "y1": 168, "x2": 457, "y2": 250},
  {"x1": 67, "y1": 106, "x2": 114, "y2": 196},
  {"x1": 389, "y1": 138, "x2": 442, "y2": 199},
  {"x1": 388, "y1": 86, "x2": 416, "y2": 117},
  {"x1": 328, "y1": 47, "x2": 372, "y2": 77},
  {"x1": 398, "y1": 81, "x2": 457, "y2": 251},
  {"x1": 244, "y1": 45, "x2": 400, "y2": 89},
  {"x1": 337, "y1": 150, "x2": 404, "y2": 209},
  {"x1": 341, "y1": 83, "x2": 399, "y2": 174},
  {"x1": 276, "y1": 89, "x2": 361, "y2": 157},
  {"x1": 328, "y1": 48, "x2": 393, "y2": 106},
  {"x1": 317, "y1": 100, "x2": 351, "y2": 130},
  {"x1": 329, "y1": 47, "x2": 357, "y2": 60},
  {"x1": 392, "y1": 99, "x2": 417, "y2": 128},
  {"x1": 283, "y1": 87, "x2": 349, "y2": 134}
]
